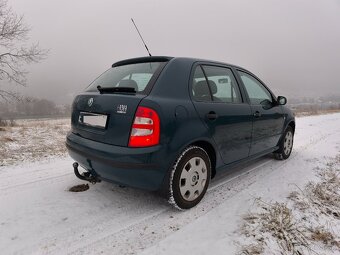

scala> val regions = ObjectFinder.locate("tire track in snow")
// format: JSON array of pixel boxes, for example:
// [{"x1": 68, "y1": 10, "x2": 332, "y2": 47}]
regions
[
  {"x1": 68, "y1": 117, "x2": 340, "y2": 255},
  {"x1": 3, "y1": 114, "x2": 339, "y2": 255},
  {"x1": 0, "y1": 160, "x2": 72, "y2": 193},
  {"x1": 68, "y1": 159, "x2": 281, "y2": 255},
  {"x1": 0, "y1": 173, "x2": 73, "y2": 193},
  {"x1": 11, "y1": 157, "x2": 273, "y2": 254}
]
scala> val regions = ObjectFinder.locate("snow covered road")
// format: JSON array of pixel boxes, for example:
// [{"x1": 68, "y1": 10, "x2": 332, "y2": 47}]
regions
[{"x1": 1, "y1": 113, "x2": 340, "y2": 255}]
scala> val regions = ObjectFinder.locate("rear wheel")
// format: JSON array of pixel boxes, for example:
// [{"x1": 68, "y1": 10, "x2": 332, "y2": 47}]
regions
[
  {"x1": 274, "y1": 126, "x2": 294, "y2": 160},
  {"x1": 168, "y1": 146, "x2": 211, "y2": 210}
]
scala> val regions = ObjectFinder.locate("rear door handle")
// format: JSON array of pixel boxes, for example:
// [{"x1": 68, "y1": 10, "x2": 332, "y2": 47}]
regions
[
  {"x1": 253, "y1": 111, "x2": 262, "y2": 118},
  {"x1": 206, "y1": 111, "x2": 218, "y2": 120}
]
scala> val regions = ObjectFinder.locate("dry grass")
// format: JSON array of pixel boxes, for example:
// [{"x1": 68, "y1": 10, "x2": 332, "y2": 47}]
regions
[
  {"x1": 0, "y1": 136, "x2": 16, "y2": 142},
  {"x1": 239, "y1": 243, "x2": 264, "y2": 255},
  {"x1": 241, "y1": 201, "x2": 310, "y2": 255},
  {"x1": 306, "y1": 181, "x2": 340, "y2": 218},
  {"x1": 310, "y1": 227, "x2": 339, "y2": 248},
  {"x1": 239, "y1": 155, "x2": 340, "y2": 254},
  {"x1": 0, "y1": 118, "x2": 70, "y2": 166},
  {"x1": 289, "y1": 155, "x2": 340, "y2": 219},
  {"x1": 0, "y1": 118, "x2": 18, "y2": 127}
]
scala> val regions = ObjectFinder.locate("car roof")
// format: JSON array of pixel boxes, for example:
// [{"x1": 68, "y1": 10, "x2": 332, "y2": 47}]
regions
[{"x1": 112, "y1": 56, "x2": 244, "y2": 70}]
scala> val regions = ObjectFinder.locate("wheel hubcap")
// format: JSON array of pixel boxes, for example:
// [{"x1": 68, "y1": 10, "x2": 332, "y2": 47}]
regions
[
  {"x1": 179, "y1": 157, "x2": 207, "y2": 201},
  {"x1": 283, "y1": 131, "x2": 293, "y2": 155}
]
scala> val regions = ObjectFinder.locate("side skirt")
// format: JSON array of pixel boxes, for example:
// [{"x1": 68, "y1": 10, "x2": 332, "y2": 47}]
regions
[{"x1": 215, "y1": 146, "x2": 279, "y2": 174}]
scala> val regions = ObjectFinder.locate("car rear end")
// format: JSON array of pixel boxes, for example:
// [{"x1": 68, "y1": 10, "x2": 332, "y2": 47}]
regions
[{"x1": 66, "y1": 57, "x2": 172, "y2": 190}]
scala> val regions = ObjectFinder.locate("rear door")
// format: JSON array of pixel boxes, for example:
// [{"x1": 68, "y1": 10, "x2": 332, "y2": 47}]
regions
[
  {"x1": 236, "y1": 70, "x2": 284, "y2": 155},
  {"x1": 71, "y1": 61, "x2": 167, "y2": 147},
  {"x1": 191, "y1": 64, "x2": 253, "y2": 165}
]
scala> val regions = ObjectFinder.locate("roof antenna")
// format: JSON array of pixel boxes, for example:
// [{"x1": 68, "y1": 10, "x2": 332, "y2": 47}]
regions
[{"x1": 131, "y1": 18, "x2": 152, "y2": 57}]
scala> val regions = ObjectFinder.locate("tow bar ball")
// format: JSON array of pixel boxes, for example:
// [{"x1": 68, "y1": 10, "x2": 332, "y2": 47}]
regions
[{"x1": 72, "y1": 162, "x2": 100, "y2": 184}]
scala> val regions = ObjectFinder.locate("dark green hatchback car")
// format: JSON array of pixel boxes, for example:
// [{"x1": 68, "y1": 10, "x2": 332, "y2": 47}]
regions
[{"x1": 66, "y1": 56, "x2": 295, "y2": 209}]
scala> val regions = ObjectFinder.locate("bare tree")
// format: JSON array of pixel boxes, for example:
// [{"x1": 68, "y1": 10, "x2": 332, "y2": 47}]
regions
[{"x1": 0, "y1": 0, "x2": 47, "y2": 101}]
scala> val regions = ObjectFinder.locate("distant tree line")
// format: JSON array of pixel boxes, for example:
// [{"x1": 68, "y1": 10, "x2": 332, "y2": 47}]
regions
[
  {"x1": 0, "y1": 97, "x2": 71, "y2": 119},
  {"x1": 288, "y1": 102, "x2": 340, "y2": 115}
]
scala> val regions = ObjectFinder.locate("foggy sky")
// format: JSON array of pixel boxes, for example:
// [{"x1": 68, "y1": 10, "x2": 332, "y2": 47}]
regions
[{"x1": 7, "y1": 0, "x2": 340, "y2": 104}]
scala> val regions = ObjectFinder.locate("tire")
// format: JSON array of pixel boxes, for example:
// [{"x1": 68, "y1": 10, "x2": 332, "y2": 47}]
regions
[
  {"x1": 168, "y1": 146, "x2": 211, "y2": 210},
  {"x1": 274, "y1": 126, "x2": 294, "y2": 160}
]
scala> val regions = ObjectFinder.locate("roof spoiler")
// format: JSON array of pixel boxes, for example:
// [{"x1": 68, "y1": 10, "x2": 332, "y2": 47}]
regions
[{"x1": 112, "y1": 56, "x2": 173, "y2": 67}]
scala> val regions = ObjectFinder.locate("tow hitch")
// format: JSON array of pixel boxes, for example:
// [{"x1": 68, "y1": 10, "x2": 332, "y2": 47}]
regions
[{"x1": 73, "y1": 162, "x2": 100, "y2": 184}]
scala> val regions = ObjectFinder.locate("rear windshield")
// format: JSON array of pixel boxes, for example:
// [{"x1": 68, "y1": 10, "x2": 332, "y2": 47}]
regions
[{"x1": 85, "y1": 62, "x2": 165, "y2": 94}]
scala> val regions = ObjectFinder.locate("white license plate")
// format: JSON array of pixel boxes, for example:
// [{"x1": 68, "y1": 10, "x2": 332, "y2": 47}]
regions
[{"x1": 79, "y1": 112, "x2": 107, "y2": 128}]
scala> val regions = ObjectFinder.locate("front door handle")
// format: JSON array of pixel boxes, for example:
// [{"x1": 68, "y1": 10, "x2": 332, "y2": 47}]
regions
[
  {"x1": 254, "y1": 111, "x2": 262, "y2": 118},
  {"x1": 206, "y1": 111, "x2": 218, "y2": 120}
]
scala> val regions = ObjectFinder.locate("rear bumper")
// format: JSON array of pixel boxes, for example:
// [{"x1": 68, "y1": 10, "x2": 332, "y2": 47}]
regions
[{"x1": 66, "y1": 132, "x2": 167, "y2": 191}]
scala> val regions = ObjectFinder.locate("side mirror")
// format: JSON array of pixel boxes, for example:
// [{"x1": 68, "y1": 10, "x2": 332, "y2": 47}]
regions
[{"x1": 277, "y1": 96, "x2": 287, "y2": 105}]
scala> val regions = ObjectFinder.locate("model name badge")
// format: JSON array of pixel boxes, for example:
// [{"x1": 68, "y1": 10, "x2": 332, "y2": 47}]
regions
[{"x1": 116, "y1": 104, "x2": 128, "y2": 114}]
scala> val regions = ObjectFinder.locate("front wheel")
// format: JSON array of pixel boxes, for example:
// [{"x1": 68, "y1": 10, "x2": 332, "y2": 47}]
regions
[
  {"x1": 274, "y1": 126, "x2": 294, "y2": 160},
  {"x1": 168, "y1": 146, "x2": 211, "y2": 210}
]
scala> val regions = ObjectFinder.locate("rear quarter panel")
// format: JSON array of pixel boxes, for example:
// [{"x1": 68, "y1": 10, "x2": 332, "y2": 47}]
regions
[{"x1": 141, "y1": 58, "x2": 224, "y2": 170}]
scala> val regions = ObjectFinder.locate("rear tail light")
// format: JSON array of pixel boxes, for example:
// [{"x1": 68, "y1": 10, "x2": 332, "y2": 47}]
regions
[{"x1": 128, "y1": 106, "x2": 160, "y2": 147}]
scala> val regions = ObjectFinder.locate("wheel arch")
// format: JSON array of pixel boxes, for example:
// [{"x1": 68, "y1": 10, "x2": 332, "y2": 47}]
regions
[
  {"x1": 157, "y1": 138, "x2": 218, "y2": 199},
  {"x1": 288, "y1": 120, "x2": 295, "y2": 133},
  {"x1": 190, "y1": 140, "x2": 217, "y2": 179}
]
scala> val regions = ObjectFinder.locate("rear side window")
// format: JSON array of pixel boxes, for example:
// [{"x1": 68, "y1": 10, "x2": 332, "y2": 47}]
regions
[
  {"x1": 192, "y1": 65, "x2": 242, "y2": 103},
  {"x1": 192, "y1": 66, "x2": 212, "y2": 102},
  {"x1": 86, "y1": 62, "x2": 164, "y2": 94}
]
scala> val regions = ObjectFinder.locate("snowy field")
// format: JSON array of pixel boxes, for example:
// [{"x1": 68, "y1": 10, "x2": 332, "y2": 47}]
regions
[
  {"x1": 0, "y1": 113, "x2": 339, "y2": 254},
  {"x1": 0, "y1": 118, "x2": 69, "y2": 166}
]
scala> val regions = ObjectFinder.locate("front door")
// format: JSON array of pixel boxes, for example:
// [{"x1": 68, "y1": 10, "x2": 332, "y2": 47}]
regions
[
  {"x1": 191, "y1": 64, "x2": 253, "y2": 165},
  {"x1": 237, "y1": 71, "x2": 284, "y2": 155}
]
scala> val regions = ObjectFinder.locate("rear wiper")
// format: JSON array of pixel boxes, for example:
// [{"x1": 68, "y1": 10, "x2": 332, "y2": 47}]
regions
[{"x1": 97, "y1": 86, "x2": 136, "y2": 94}]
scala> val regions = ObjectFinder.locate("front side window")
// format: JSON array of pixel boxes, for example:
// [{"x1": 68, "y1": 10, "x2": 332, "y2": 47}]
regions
[
  {"x1": 238, "y1": 71, "x2": 273, "y2": 105},
  {"x1": 86, "y1": 62, "x2": 163, "y2": 94}
]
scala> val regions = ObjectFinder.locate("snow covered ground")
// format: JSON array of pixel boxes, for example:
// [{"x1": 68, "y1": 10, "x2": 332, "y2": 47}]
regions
[
  {"x1": 0, "y1": 113, "x2": 339, "y2": 255},
  {"x1": 0, "y1": 118, "x2": 69, "y2": 166}
]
